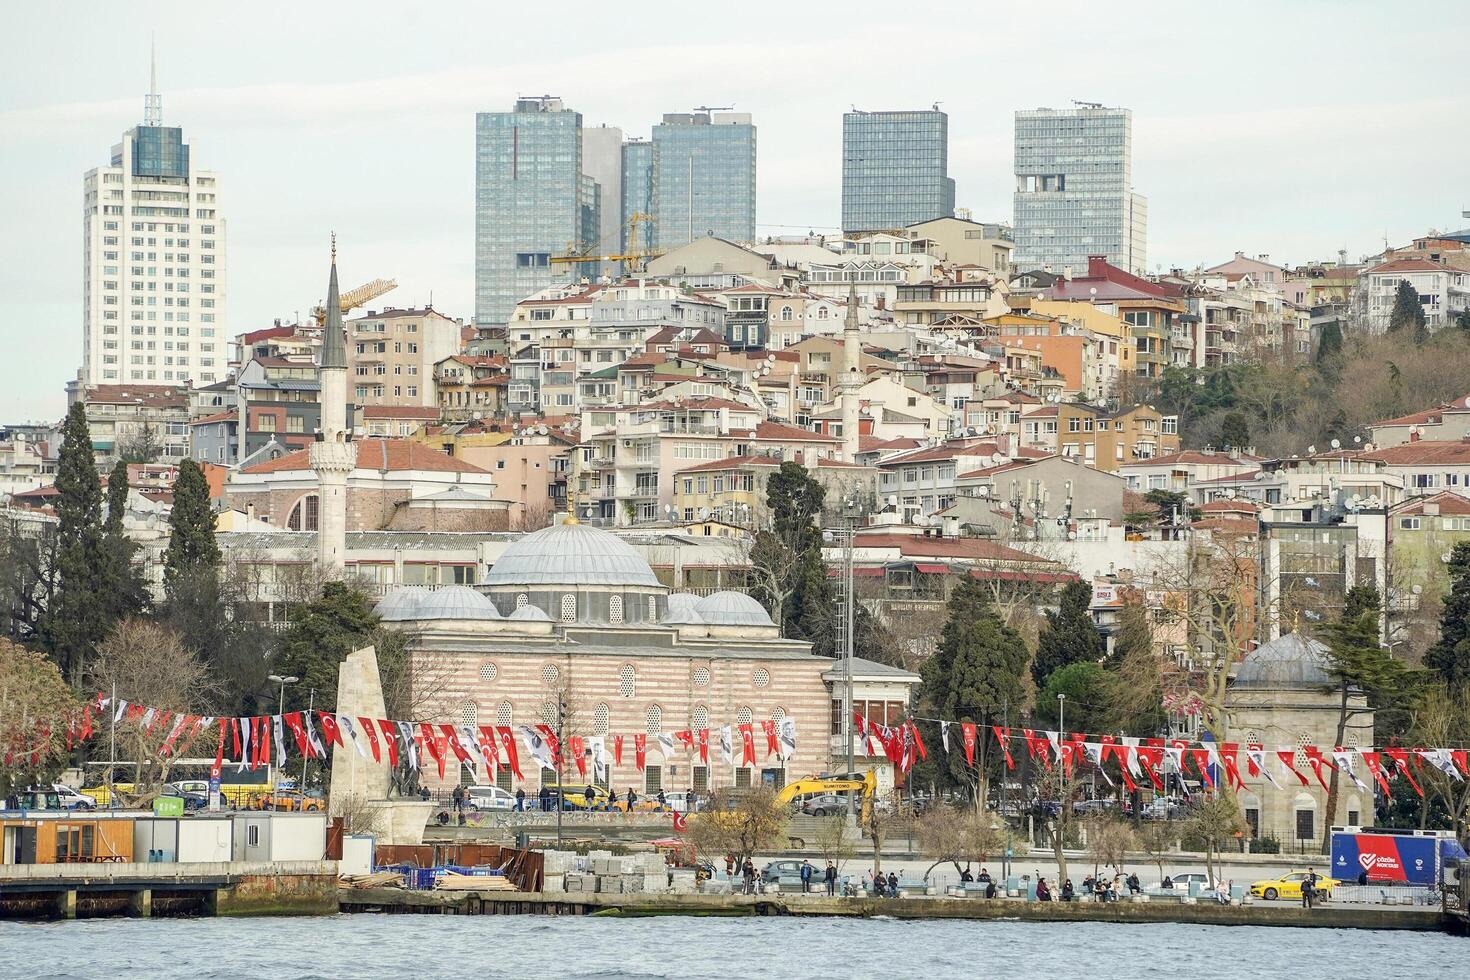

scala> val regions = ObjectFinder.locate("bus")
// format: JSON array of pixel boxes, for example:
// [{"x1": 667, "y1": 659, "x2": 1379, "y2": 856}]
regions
[{"x1": 79, "y1": 759, "x2": 276, "y2": 808}]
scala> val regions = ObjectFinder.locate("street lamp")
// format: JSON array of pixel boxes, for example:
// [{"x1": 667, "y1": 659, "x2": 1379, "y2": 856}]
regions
[{"x1": 268, "y1": 674, "x2": 299, "y2": 811}]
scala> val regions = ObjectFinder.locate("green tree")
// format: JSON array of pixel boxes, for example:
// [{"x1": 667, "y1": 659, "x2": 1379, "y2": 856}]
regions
[
  {"x1": 98, "y1": 461, "x2": 148, "y2": 624},
  {"x1": 1314, "y1": 586, "x2": 1411, "y2": 850},
  {"x1": 274, "y1": 582, "x2": 381, "y2": 713},
  {"x1": 1219, "y1": 411, "x2": 1250, "y2": 450},
  {"x1": 1388, "y1": 280, "x2": 1428, "y2": 343},
  {"x1": 1457, "y1": 309, "x2": 1470, "y2": 332},
  {"x1": 749, "y1": 462, "x2": 834, "y2": 647},
  {"x1": 1314, "y1": 320, "x2": 1343, "y2": 366},
  {"x1": 1031, "y1": 580, "x2": 1102, "y2": 689},
  {"x1": 163, "y1": 564, "x2": 276, "y2": 718},
  {"x1": 163, "y1": 459, "x2": 220, "y2": 594},
  {"x1": 919, "y1": 579, "x2": 1028, "y2": 801},
  {"x1": 1035, "y1": 661, "x2": 1112, "y2": 734},
  {"x1": 41, "y1": 403, "x2": 108, "y2": 687},
  {"x1": 1425, "y1": 542, "x2": 1470, "y2": 688},
  {"x1": 1102, "y1": 596, "x2": 1166, "y2": 736}
]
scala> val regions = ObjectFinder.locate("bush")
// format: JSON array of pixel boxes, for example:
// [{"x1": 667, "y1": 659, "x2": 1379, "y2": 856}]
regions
[{"x1": 1253, "y1": 835, "x2": 1282, "y2": 855}]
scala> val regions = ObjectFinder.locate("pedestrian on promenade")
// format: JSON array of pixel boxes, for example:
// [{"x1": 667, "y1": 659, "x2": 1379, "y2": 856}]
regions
[
  {"x1": 515, "y1": 788, "x2": 525, "y2": 811},
  {"x1": 1127, "y1": 873, "x2": 1141, "y2": 896},
  {"x1": 609, "y1": 788, "x2": 620, "y2": 809},
  {"x1": 451, "y1": 785, "x2": 464, "y2": 812},
  {"x1": 977, "y1": 867, "x2": 991, "y2": 885},
  {"x1": 743, "y1": 859, "x2": 756, "y2": 895},
  {"x1": 627, "y1": 787, "x2": 638, "y2": 810},
  {"x1": 657, "y1": 790, "x2": 667, "y2": 809},
  {"x1": 886, "y1": 871, "x2": 899, "y2": 897},
  {"x1": 1036, "y1": 877, "x2": 1052, "y2": 902},
  {"x1": 539, "y1": 786, "x2": 552, "y2": 812},
  {"x1": 800, "y1": 860, "x2": 814, "y2": 893},
  {"x1": 1060, "y1": 879, "x2": 1074, "y2": 902},
  {"x1": 825, "y1": 862, "x2": 837, "y2": 896},
  {"x1": 1302, "y1": 867, "x2": 1318, "y2": 909},
  {"x1": 584, "y1": 784, "x2": 595, "y2": 809},
  {"x1": 725, "y1": 854, "x2": 736, "y2": 879},
  {"x1": 863, "y1": 870, "x2": 873, "y2": 895},
  {"x1": 1161, "y1": 875, "x2": 1174, "y2": 889},
  {"x1": 960, "y1": 868, "x2": 974, "y2": 884}
]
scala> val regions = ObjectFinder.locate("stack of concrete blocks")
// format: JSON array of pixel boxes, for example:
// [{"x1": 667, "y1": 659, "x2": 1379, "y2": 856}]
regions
[
  {"x1": 541, "y1": 849, "x2": 577, "y2": 893},
  {"x1": 621, "y1": 852, "x2": 667, "y2": 894},
  {"x1": 564, "y1": 873, "x2": 599, "y2": 894},
  {"x1": 668, "y1": 868, "x2": 699, "y2": 894}
]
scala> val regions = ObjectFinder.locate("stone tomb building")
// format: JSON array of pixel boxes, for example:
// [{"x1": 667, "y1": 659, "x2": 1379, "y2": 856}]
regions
[
  {"x1": 378, "y1": 521, "x2": 919, "y2": 794},
  {"x1": 1225, "y1": 632, "x2": 1374, "y2": 847}
]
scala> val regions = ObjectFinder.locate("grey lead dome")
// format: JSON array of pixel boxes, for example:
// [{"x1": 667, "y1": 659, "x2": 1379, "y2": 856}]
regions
[
  {"x1": 695, "y1": 590, "x2": 773, "y2": 627},
  {"x1": 1232, "y1": 633, "x2": 1331, "y2": 690},
  {"x1": 483, "y1": 523, "x2": 662, "y2": 589}
]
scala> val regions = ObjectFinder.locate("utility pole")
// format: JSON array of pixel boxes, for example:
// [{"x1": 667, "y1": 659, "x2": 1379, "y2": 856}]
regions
[
  {"x1": 1001, "y1": 696, "x2": 1010, "y2": 882},
  {"x1": 300, "y1": 688, "x2": 315, "y2": 803},
  {"x1": 556, "y1": 688, "x2": 566, "y2": 846},
  {"x1": 107, "y1": 681, "x2": 117, "y2": 811}
]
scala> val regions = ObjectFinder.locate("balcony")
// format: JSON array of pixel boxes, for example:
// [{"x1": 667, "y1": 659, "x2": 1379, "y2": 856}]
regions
[{"x1": 587, "y1": 456, "x2": 616, "y2": 469}]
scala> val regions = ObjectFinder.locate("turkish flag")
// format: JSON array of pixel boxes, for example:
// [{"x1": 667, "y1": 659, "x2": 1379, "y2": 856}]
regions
[
  {"x1": 614, "y1": 734, "x2": 625, "y2": 765},
  {"x1": 1384, "y1": 748, "x2": 1423, "y2": 798},
  {"x1": 569, "y1": 735, "x2": 587, "y2": 778},
  {"x1": 376, "y1": 720, "x2": 400, "y2": 768},
  {"x1": 318, "y1": 713, "x2": 344, "y2": 749},
  {"x1": 908, "y1": 721, "x2": 927, "y2": 761},
  {"x1": 672, "y1": 811, "x2": 688, "y2": 833},
  {"x1": 738, "y1": 724, "x2": 756, "y2": 766},
  {"x1": 1188, "y1": 748, "x2": 1214, "y2": 789},
  {"x1": 760, "y1": 719, "x2": 778, "y2": 757},
  {"x1": 990, "y1": 726, "x2": 1013, "y2": 770},
  {"x1": 497, "y1": 726, "x2": 523, "y2": 780},
  {"x1": 634, "y1": 734, "x2": 647, "y2": 771},
  {"x1": 961, "y1": 723, "x2": 977, "y2": 766},
  {"x1": 358, "y1": 717, "x2": 382, "y2": 763},
  {"x1": 441, "y1": 725, "x2": 474, "y2": 767},
  {"x1": 697, "y1": 728, "x2": 709, "y2": 765},
  {"x1": 1276, "y1": 748, "x2": 1309, "y2": 786}
]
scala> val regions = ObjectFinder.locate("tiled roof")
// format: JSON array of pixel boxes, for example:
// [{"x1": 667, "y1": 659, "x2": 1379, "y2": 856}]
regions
[
  {"x1": 189, "y1": 411, "x2": 237, "y2": 426},
  {"x1": 1123, "y1": 450, "x2": 1260, "y2": 467},
  {"x1": 1395, "y1": 492, "x2": 1470, "y2": 516},
  {"x1": 957, "y1": 459, "x2": 1035, "y2": 479},
  {"x1": 673, "y1": 455, "x2": 781, "y2": 474},
  {"x1": 753, "y1": 421, "x2": 840, "y2": 443},
  {"x1": 1366, "y1": 259, "x2": 1449, "y2": 274},
  {"x1": 859, "y1": 436, "x2": 923, "y2": 454},
  {"x1": 240, "y1": 438, "x2": 488, "y2": 475},
  {"x1": 84, "y1": 385, "x2": 189, "y2": 409},
  {"x1": 1368, "y1": 440, "x2": 1470, "y2": 465}
]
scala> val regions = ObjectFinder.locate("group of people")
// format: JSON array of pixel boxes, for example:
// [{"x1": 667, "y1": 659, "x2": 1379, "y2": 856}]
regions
[
  {"x1": 862, "y1": 869, "x2": 902, "y2": 897},
  {"x1": 958, "y1": 867, "x2": 999, "y2": 899},
  {"x1": 797, "y1": 859, "x2": 841, "y2": 895},
  {"x1": 724, "y1": 855, "x2": 759, "y2": 894},
  {"x1": 1035, "y1": 872, "x2": 1142, "y2": 903}
]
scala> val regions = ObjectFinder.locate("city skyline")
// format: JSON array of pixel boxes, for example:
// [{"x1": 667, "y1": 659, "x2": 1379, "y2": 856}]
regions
[{"x1": 3, "y1": 0, "x2": 1468, "y2": 416}]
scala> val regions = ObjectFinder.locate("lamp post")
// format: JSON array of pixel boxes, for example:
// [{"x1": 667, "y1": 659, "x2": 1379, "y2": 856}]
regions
[
  {"x1": 842, "y1": 495, "x2": 859, "y2": 819},
  {"x1": 268, "y1": 674, "x2": 299, "y2": 811},
  {"x1": 1057, "y1": 693, "x2": 1067, "y2": 846}
]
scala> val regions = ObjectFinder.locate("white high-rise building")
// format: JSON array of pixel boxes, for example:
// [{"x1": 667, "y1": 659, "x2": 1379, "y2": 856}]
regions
[{"x1": 81, "y1": 56, "x2": 225, "y2": 387}]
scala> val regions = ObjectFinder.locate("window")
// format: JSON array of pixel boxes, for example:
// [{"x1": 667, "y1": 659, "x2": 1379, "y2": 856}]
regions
[
  {"x1": 619, "y1": 665, "x2": 636, "y2": 698},
  {"x1": 459, "y1": 702, "x2": 478, "y2": 727},
  {"x1": 479, "y1": 662, "x2": 498, "y2": 682},
  {"x1": 247, "y1": 825, "x2": 261, "y2": 848},
  {"x1": 594, "y1": 703, "x2": 609, "y2": 735},
  {"x1": 540, "y1": 701, "x2": 558, "y2": 726},
  {"x1": 645, "y1": 765, "x2": 662, "y2": 793},
  {"x1": 736, "y1": 706, "x2": 752, "y2": 726},
  {"x1": 496, "y1": 702, "x2": 513, "y2": 726},
  {"x1": 693, "y1": 704, "x2": 709, "y2": 729},
  {"x1": 542, "y1": 665, "x2": 560, "y2": 686},
  {"x1": 560, "y1": 594, "x2": 576, "y2": 622},
  {"x1": 1399, "y1": 517, "x2": 1421, "y2": 530},
  {"x1": 752, "y1": 667, "x2": 769, "y2": 688},
  {"x1": 646, "y1": 705, "x2": 662, "y2": 734},
  {"x1": 1295, "y1": 807, "x2": 1315, "y2": 842},
  {"x1": 693, "y1": 666, "x2": 710, "y2": 687},
  {"x1": 609, "y1": 595, "x2": 624, "y2": 625}
]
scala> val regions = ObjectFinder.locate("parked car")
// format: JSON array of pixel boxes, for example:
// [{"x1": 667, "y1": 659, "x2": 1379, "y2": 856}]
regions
[
  {"x1": 465, "y1": 785, "x2": 516, "y2": 811},
  {"x1": 250, "y1": 790, "x2": 324, "y2": 812},
  {"x1": 799, "y1": 794, "x2": 850, "y2": 817},
  {"x1": 660, "y1": 791, "x2": 702, "y2": 814},
  {"x1": 1249, "y1": 871, "x2": 1338, "y2": 902},
  {"x1": 1154, "y1": 872, "x2": 1214, "y2": 890},
  {"x1": 160, "y1": 785, "x2": 209, "y2": 812},
  {"x1": 1072, "y1": 799, "x2": 1119, "y2": 816},
  {"x1": 49, "y1": 784, "x2": 96, "y2": 811},
  {"x1": 760, "y1": 859, "x2": 807, "y2": 884}
]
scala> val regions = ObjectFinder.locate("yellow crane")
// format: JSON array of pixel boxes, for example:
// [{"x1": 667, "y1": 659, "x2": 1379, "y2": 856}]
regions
[
  {"x1": 311, "y1": 277, "x2": 399, "y2": 326},
  {"x1": 550, "y1": 212, "x2": 661, "y2": 273}
]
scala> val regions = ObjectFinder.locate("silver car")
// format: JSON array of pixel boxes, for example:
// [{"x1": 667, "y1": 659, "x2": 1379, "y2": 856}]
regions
[{"x1": 465, "y1": 785, "x2": 516, "y2": 811}]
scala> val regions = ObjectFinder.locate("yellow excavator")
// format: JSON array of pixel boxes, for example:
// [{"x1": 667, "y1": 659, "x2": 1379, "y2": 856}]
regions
[{"x1": 776, "y1": 770, "x2": 879, "y2": 818}]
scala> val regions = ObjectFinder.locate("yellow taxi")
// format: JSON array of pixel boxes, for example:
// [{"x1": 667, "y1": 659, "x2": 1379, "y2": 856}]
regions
[{"x1": 1249, "y1": 870, "x2": 1338, "y2": 901}]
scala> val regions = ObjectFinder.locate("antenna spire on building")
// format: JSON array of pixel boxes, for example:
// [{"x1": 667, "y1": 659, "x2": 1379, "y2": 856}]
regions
[{"x1": 144, "y1": 35, "x2": 162, "y2": 127}]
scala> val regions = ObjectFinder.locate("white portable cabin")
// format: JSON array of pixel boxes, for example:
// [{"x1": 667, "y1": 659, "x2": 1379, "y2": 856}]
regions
[
  {"x1": 133, "y1": 817, "x2": 233, "y2": 863},
  {"x1": 231, "y1": 812, "x2": 327, "y2": 863}
]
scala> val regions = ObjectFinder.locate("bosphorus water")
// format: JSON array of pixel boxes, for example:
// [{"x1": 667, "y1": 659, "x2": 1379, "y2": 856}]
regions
[{"x1": 4, "y1": 914, "x2": 1462, "y2": 980}]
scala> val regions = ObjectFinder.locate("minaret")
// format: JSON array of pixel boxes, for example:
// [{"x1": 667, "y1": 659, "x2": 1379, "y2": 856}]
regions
[
  {"x1": 310, "y1": 237, "x2": 356, "y2": 574},
  {"x1": 840, "y1": 281, "x2": 862, "y2": 462}
]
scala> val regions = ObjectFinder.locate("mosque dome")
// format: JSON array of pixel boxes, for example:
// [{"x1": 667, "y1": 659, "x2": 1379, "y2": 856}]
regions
[
  {"x1": 484, "y1": 523, "x2": 661, "y2": 589},
  {"x1": 507, "y1": 604, "x2": 553, "y2": 622},
  {"x1": 694, "y1": 590, "x2": 773, "y2": 627},
  {"x1": 415, "y1": 586, "x2": 502, "y2": 620},
  {"x1": 374, "y1": 586, "x2": 430, "y2": 622},
  {"x1": 663, "y1": 603, "x2": 706, "y2": 626},
  {"x1": 666, "y1": 593, "x2": 702, "y2": 614},
  {"x1": 1232, "y1": 633, "x2": 1331, "y2": 690}
]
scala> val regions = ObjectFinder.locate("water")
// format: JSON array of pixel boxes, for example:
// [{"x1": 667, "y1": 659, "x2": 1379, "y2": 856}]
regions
[{"x1": 2, "y1": 915, "x2": 1461, "y2": 979}]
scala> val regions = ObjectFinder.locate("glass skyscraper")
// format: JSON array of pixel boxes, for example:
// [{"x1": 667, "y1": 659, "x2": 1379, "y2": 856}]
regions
[
  {"x1": 650, "y1": 111, "x2": 756, "y2": 250},
  {"x1": 621, "y1": 140, "x2": 655, "y2": 256},
  {"x1": 841, "y1": 109, "x2": 954, "y2": 234},
  {"x1": 475, "y1": 97, "x2": 599, "y2": 325},
  {"x1": 1012, "y1": 105, "x2": 1147, "y2": 276}
]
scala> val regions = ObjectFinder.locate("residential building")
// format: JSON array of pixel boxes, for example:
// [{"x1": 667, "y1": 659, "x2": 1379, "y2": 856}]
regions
[
  {"x1": 358, "y1": 405, "x2": 438, "y2": 439},
  {"x1": 948, "y1": 453, "x2": 1127, "y2": 540},
  {"x1": 233, "y1": 356, "x2": 320, "y2": 464},
  {"x1": 1366, "y1": 439, "x2": 1470, "y2": 497},
  {"x1": 74, "y1": 384, "x2": 190, "y2": 465},
  {"x1": 651, "y1": 111, "x2": 756, "y2": 250},
  {"x1": 1117, "y1": 449, "x2": 1261, "y2": 492},
  {"x1": 81, "y1": 66, "x2": 225, "y2": 387},
  {"x1": 1388, "y1": 491, "x2": 1470, "y2": 618},
  {"x1": 671, "y1": 455, "x2": 779, "y2": 525},
  {"x1": 1055, "y1": 403, "x2": 1180, "y2": 471},
  {"x1": 1041, "y1": 256, "x2": 1189, "y2": 380},
  {"x1": 347, "y1": 307, "x2": 461, "y2": 408},
  {"x1": 841, "y1": 108, "x2": 954, "y2": 234},
  {"x1": 474, "y1": 97, "x2": 599, "y2": 325},
  {"x1": 904, "y1": 216, "x2": 1013, "y2": 277},
  {"x1": 417, "y1": 419, "x2": 575, "y2": 526},
  {"x1": 434, "y1": 354, "x2": 508, "y2": 421},
  {"x1": 1012, "y1": 105, "x2": 1146, "y2": 276},
  {"x1": 1369, "y1": 394, "x2": 1470, "y2": 448},
  {"x1": 1360, "y1": 258, "x2": 1470, "y2": 333},
  {"x1": 0, "y1": 432, "x2": 54, "y2": 500}
]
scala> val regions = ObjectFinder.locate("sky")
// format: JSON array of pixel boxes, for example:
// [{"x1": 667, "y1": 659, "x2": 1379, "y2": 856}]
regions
[{"x1": 2, "y1": 0, "x2": 1467, "y2": 420}]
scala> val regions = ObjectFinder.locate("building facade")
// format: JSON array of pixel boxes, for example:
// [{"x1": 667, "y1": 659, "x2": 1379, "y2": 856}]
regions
[
  {"x1": 1012, "y1": 105, "x2": 1146, "y2": 276},
  {"x1": 475, "y1": 97, "x2": 599, "y2": 325},
  {"x1": 651, "y1": 111, "x2": 756, "y2": 250},
  {"x1": 841, "y1": 109, "x2": 954, "y2": 235},
  {"x1": 581, "y1": 124, "x2": 625, "y2": 279},
  {"x1": 82, "y1": 77, "x2": 225, "y2": 386},
  {"x1": 348, "y1": 307, "x2": 461, "y2": 408}
]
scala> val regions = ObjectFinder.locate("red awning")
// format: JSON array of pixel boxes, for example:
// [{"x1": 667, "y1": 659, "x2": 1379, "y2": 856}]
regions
[{"x1": 913, "y1": 563, "x2": 949, "y2": 574}]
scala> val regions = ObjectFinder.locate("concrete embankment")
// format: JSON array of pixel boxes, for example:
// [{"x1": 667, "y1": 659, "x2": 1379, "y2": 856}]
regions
[
  {"x1": 0, "y1": 861, "x2": 339, "y2": 919},
  {"x1": 339, "y1": 887, "x2": 1447, "y2": 931}
]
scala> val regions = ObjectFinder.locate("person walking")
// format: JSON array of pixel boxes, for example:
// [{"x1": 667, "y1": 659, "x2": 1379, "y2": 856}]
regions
[
  {"x1": 1302, "y1": 867, "x2": 1318, "y2": 909},
  {"x1": 800, "y1": 859, "x2": 814, "y2": 893},
  {"x1": 627, "y1": 787, "x2": 638, "y2": 811},
  {"x1": 825, "y1": 862, "x2": 837, "y2": 896},
  {"x1": 742, "y1": 858, "x2": 756, "y2": 895},
  {"x1": 583, "y1": 784, "x2": 596, "y2": 809},
  {"x1": 515, "y1": 787, "x2": 525, "y2": 811}
]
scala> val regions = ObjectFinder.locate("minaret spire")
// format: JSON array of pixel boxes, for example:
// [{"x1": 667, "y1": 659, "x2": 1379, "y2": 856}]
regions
[
  {"x1": 311, "y1": 234, "x2": 356, "y2": 575},
  {"x1": 144, "y1": 35, "x2": 162, "y2": 127},
  {"x1": 840, "y1": 281, "x2": 862, "y2": 463}
]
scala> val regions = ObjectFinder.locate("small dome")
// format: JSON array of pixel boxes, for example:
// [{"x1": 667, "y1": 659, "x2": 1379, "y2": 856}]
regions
[
  {"x1": 484, "y1": 523, "x2": 661, "y2": 589},
  {"x1": 663, "y1": 604, "x2": 705, "y2": 626},
  {"x1": 508, "y1": 604, "x2": 553, "y2": 622},
  {"x1": 375, "y1": 586, "x2": 430, "y2": 622},
  {"x1": 694, "y1": 590, "x2": 773, "y2": 627},
  {"x1": 666, "y1": 593, "x2": 702, "y2": 613},
  {"x1": 416, "y1": 586, "x2": 502, "y2": 620},
  {"x1": 1233, "y1": 633, "x2": 1331, "y2": 690}
]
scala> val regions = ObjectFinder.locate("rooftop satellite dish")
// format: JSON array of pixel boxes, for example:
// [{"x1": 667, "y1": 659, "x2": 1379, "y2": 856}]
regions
[
  {"x1": 1330, "y1": 438, "x2": 1341, "y2": 449},
  {"x1": 1307, "y1": 445, "x2": 1316, "y2": 454},
  {"x1": 538, "y1": 425, "x2": 548, "y2": 435},
  {"x1": 991, "y1": 452, "x2": 1006, "y2": 465},
  {"x1": 698, "y1": 507, "x2": 710, "y2": 520}
]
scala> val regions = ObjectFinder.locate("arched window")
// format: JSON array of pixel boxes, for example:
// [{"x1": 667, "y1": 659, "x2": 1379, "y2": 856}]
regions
[
  {"x1": 771, "y1": 707, "x2": 785, "y2": 722},
  {"x1": 779, "y1": 305, "x2": 794, "y2": 321},
  {"x1": 609, "y1": 595, "x2": 624, "y2": 625},
  {"x1": 496, "y1": 702, "x2": 513, "y2": 727},
  {"x1": 693, "y1": 704, "x2": 708, "y2": 729},
  {"x1": 560, "y1": 594, "x2": 576, "y2": 622},
  {"x1": 541, "y1": 701, "x2": 558, "y2": 726},
  {"x1": 647, "y1": 595, "x2": 657, "y2": 622},
  {"x1": 619, "y1": 665, "x2": 636, "y2": 698},
  {"x1": 817, "y1": 307, "x2": 828, "y2": 320},
  {"x1": 459, "y1": 702, "x2": 478, "y2": 727},
  {"x1": 594, "y1": 703, "x2": 610, "y2": 735},
  {"x1": 646, "y1": 704, "x2": 662, "y2": 734},
  {"x1": 516, "y1": 593, "x2": 529, "y2": 608},
  {"x1": 737, "y1": 706, "x2": 752, "y2": 726},
  {"x1": 286, "y1": 494, "x2": 320, "y2": 531}
]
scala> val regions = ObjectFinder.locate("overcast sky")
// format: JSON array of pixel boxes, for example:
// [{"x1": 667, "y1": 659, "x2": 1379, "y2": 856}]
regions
[{"x1": 2, "y1": 0, "x2": 1466, "y2": 420}]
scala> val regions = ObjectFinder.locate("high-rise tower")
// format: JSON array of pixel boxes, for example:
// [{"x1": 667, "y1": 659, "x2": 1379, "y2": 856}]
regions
[
  {"x1": 841, "y1": 108, "x2": 954, "y2": 235},
  {"x1": 310, "y1": 239, "x2": 356, "y2": 574},
  {"x1": 81, "y1": 49, "x2": 226, "y2": 386}
]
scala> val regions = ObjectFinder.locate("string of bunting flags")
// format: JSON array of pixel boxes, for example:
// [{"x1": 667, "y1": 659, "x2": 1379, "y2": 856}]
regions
[
  {"x1": 852, "y1": 711, "x2": 1468, "y2": 801},
  {"x1": 30, "y1": 695, "x2": 800, "y2": 785}
]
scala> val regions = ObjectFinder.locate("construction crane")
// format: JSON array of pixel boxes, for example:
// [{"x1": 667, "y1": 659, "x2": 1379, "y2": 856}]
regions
[
  {"x1": 691, "y1": 105, "x2": 734, "y2": 114},
  {"x1": 311, "y1": 277, "x2": 398, "y2": 326},
  {"x1": 550, "y1": 212, "x2": 661, "y2": 273}
]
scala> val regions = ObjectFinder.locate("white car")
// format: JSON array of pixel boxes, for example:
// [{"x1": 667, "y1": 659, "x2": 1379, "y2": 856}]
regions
[
  {"x1": 51, "y1": 784, "x2": 95, "y2": 810},
  {"x1": 465, "y1": 785, "x2": 516, "y2": 811},
  {"x1": 661, "y1": 791, "x2": 701, "y2": 814}
]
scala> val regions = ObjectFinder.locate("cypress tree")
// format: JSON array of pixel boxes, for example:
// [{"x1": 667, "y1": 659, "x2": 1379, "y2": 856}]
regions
[
  {"x1": 1388, "y1": 280, "x2": 1428, "y2": 343},
  {"x1": 1425, "y1": 542, "x2": 1470, "y2": 688},
  {"x1": 163, "y1": 458, "x2": 220, "y2": 594},
  {"x1": 43, "y1": 403, "x2": 108, "y2": 686},
  {"x1": 1031, "y1": 579, "x2": 1104, "y2": 689},
  {"x1": 99, "y1": 460, "x2": 148, "y2": 622}
]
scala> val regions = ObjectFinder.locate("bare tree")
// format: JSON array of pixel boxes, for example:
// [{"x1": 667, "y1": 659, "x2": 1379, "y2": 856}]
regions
[
  {"x1": 813, "y1": 815, "x2": 856, "y2": 877},
  {"x1": 0, "y1": 638, "x2": 78, "y2": 796},
  {"x1": 0, "y1": 511, "x2": 58, "y2": 642},
  {"x1": 1409, "y1": 683, "x2": 1470, "y2": 839},
  {"x1": 1186, "y1": 795, "x2": 1245, "y2": 887},
  {"x1": 863, "y1": 789, "x2": 914, "y2": 876},
  {"x1": 685, "y1": 785, "x2": 790, "y2": 875},
  {"x1": 1136, "y1": 819, "x2": 1178, "y2": 883},
  {"x1": 88, "y1": 618, "x2": 216, "y2": 801},
  {"x1": 1082, "y1": 812, "x2": 1135, "y2": 879},
  {"x1": 914, "y1": 804, "x2": 1002, "y2": 882},
  {"x1": 511, "y1": 502, "x2": 554, "y2": 533}
]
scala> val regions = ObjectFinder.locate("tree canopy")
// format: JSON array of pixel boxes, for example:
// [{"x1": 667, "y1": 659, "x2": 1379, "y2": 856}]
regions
[
  {"x1": 1425, "y1": 542, "x2": 1470, "y2": 689},
  {"x1": 41, "y1": 403, "x2": 108, "y2": 687},
  {"x1": 163, "y1": 458, "x2": 220, "y2": 593},
  {"x1": 274, "y1": 582, "x2": 382, "y2": 713},
  {"x1": 1031, "y1": 579, "x2": 1102, "y2": 689}
]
